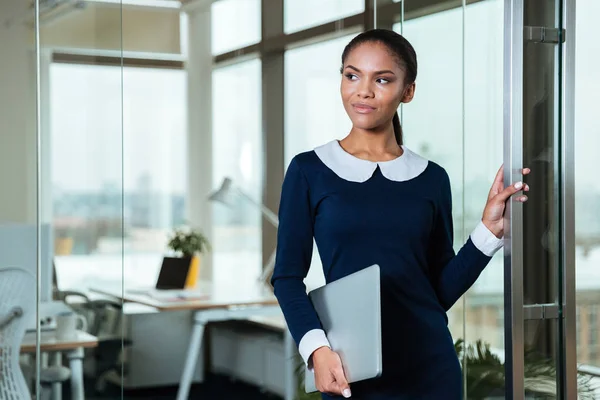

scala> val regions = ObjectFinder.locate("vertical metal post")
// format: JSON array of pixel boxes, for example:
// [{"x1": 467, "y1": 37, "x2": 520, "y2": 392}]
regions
[
  {"x1": 261, "y1": 0, "x2": 285, "y2": 275},
  {"x1": 34, "y1": 0, "x2": 42, "y2": 398},
  {"x1": 503, "y1": 0, "x2": 525, "y2": 398},
  {"x1": 560, "y1": 0, "x2": 577, "y2": 398}
]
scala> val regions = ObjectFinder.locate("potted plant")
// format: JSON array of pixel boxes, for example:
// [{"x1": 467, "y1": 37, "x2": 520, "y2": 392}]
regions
[
  {"x1": 166, "y1": 227, "x2": 211, "y2": 289},
  {"x1": 455, "y1": 338, "x2": 596, "y2": 399},
  {"x1": 294, "y1": 339, "x2": 597, "y2": 399}
]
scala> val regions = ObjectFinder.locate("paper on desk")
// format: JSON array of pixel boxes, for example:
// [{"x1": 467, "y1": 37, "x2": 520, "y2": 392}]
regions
[{"x1": 145, "y1": 289, "x2": 209, "y2": 302}]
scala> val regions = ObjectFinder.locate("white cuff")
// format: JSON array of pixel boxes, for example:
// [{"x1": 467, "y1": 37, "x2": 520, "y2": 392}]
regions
[
  {"x1": 299, "y1": 329, "x2": 331, "y2": 368},
  {"x1": 470, "y1": 220, "x2": 503, "y2": 257}
]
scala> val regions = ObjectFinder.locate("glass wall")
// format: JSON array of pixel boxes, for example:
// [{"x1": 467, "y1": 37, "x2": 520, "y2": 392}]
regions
[
  {"x1": 43, "y1": 0, "x2": 129, "y2": 398},
  {"x1": 51, "y1": 62, "x2": 188, "y2": 288},
  {"x1": 3, "y1": 0, "x2": 594, "y2": 399},
  {"x1": 212, "y1": 58, "x2": 263, "y2": 284},
  {"x1": 284, "y1": 35, "x2": 355, "y2": 165},
  {"x1": 1, "y1": 0, "x2": 44, "y2": 397},
  {"x1": 575, "y1": 0, "x2": 600, "y2": 388},
  {"x1": 284, "y1": 0, "x2": 364, "y2": 33},
  {"x1": 396, "y1": 5, "x2": 467, "y2": 348},
  {"x1": 1, "y1": 0, "x2": 192, "y2": 398},
  {"x1": 396, "y1": 1, "x2": 506, "y2": 396},
  {"x1": 283, "y1": 34, "x2": 357, "y2": 291},
  {"x1": 462, "y1": 0, "x2": 505, "y2": 359},
  {"x1": 211, "y1": 0, "x2": 261, "y2": 55}
]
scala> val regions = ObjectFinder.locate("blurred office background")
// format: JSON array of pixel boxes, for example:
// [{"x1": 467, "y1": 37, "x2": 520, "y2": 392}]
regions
[{"x1": 0, "y1": 0, "x2": 598, "y2": 399}]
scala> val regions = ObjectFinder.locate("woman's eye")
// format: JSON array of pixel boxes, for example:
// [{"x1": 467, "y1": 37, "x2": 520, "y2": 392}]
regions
[
  {"x1": 345, "y1": 73, "x2": 358, "y2": 81},
  {"x1": 377, "y1": 78, "x2": 390, "y2": 84}
]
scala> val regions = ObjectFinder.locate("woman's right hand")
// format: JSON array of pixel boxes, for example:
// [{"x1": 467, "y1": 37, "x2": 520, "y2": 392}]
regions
[{"x1": 312, "y1": 347, "x2": 352, "y2": 398}]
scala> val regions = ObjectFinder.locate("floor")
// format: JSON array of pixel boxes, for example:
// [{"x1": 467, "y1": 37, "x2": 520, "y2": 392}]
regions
[{"x1": 84, "y1": 373, "x2": 283, "y2": 400}]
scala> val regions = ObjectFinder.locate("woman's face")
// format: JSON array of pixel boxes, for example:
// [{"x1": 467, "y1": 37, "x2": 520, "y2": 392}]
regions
[{"x1": 340, "y1": 42, "x2": 415, "y2": 132}]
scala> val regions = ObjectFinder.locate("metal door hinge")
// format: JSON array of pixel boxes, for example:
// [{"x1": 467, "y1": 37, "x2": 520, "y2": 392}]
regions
[
  {"x1": 524, "y1": 303, "x2": 560, "y2": 320},
  {"x1": 524, "y1": 26, "x2": 565, "y2": 43}
]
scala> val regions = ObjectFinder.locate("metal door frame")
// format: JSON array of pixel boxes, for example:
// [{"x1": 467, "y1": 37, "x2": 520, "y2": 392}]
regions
[{"x1": 503, "y1": 0, "x2": 577, "y2": 398}]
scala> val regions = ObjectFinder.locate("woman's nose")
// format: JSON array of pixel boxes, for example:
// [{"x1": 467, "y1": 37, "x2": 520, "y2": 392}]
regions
[{"x1": 357, "y1": 81, "x2": 374, "y2": 98}]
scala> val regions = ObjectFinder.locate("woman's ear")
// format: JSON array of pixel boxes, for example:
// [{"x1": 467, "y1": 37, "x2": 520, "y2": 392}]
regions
[{"x1": 400, "y1": 82, "x2": 416, "y2": 104}]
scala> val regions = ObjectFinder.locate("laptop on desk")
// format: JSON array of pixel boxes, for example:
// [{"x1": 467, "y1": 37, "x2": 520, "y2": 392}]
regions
[
  {"x1": 127, "y1": 257, "x2": 207, "y2": 300},
  {"x1": 304, "y1": 264, "x2": 382, "y2": 393},
  {"x1": 154, "y1": 257, "x2": 191, "y2": 290}
]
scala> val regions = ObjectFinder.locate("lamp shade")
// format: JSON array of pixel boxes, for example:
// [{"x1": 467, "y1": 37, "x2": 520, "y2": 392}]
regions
[{"x1": 208, "y1": 177, "x2": 235, "y2": 206}]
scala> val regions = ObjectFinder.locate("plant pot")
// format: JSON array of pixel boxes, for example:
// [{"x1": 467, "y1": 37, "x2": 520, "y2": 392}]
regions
[
  {"x1": 55, "y1": 237, "x2": 73, "y2": 255},
  {"x1": 184, "y1": 255, "x2": 201, "y2": 289}
]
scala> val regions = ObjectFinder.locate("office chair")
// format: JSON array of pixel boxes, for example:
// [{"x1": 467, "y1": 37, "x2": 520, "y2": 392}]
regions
[{"x1": 0, "y1": 267, "x2": 70, "y2": 400}]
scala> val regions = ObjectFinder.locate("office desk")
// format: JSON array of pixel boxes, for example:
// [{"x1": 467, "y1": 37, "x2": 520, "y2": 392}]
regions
[
  {"x1": 21, "y1": 330, "x2": 98, "y2": 400},
  {"x1": 92, "y1": 281, "x2": 295, "y2": 400}
]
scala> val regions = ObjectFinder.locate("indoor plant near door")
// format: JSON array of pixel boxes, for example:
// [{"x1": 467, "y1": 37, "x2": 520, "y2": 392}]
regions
[
  {"x1": 166, "y1": 227, "x2": 211, "y2": 289},
  {"x1": 294, "y1": 339, "x2": 597, "y2": 399}
]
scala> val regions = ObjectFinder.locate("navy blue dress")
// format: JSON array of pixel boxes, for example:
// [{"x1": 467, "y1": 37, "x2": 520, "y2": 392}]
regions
[{"x1": 271, "y1": 142, "x2": 500, "y2": 400}]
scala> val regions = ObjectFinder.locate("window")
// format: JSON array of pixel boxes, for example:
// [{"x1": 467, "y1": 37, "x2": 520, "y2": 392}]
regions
[
  {"x1": 395, "y1": 0, "x2": 504, "y2": 349},
  {"x1": 284, "y1": 0, "x2": 363, "y2": 34},
  {"x1": 284, "y1": 35, "x2": 355, "y2": 290},
  {"x1": 284, "y1": 34, "x2": 354, "y2": 165},
  {"x1": 51, "y1": 63, "x2": 188, "y2": 291},
  {"x1": 212, "y1": 58, "x2": 263, "y2": 284},
  {"x1": 212, "y1": 0, "x2": 261, "y2": 55},
  {"x1": 575, "y1": 0, "x2": 600, "y2": 368}
]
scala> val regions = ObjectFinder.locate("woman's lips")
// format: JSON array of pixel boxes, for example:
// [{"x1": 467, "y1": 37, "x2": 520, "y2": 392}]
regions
[{"x1": 352, "y1": 103, "x2": 376, "y2": 114}]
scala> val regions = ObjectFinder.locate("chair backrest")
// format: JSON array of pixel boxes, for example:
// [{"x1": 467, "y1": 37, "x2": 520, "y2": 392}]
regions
[{"x1": 0, "y1": 267, "x2": 36, "y2": 399}]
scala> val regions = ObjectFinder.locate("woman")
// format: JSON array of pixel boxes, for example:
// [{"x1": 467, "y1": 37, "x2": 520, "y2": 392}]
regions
[{"x1": 271, "y1": 29, "x2": 530, "y2": 399}]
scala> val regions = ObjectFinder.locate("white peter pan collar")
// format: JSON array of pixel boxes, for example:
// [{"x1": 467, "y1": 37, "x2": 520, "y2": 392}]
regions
[{"x1": 314, "y1": 140, "x2": 429, "y2": 183}]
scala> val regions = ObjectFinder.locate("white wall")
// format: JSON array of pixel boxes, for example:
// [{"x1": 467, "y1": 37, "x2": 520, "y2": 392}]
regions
[
  {"x1": 40, "y1": 4, "x2": 181, "y2": 54},
  {"x1": 0, "y1": 0, "x2": 38, "y2": 224}
]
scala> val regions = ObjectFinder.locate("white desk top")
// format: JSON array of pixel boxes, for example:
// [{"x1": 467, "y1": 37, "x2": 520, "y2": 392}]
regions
[{"x1": 91, "y1": 280, "x2": 278, "y2": 311}]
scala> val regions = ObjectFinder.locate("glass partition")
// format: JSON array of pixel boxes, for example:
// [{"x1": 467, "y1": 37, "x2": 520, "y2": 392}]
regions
[
  {"x1": 395, "y1": 3, "x2": 469, "y2": 365},
  {"x1": 396, "y1": 1, "x2": 506, "y2": 397},
  {"x1": 212, "y1": 59, "x2": 263, "y2": 284},
  {"x1": 2, "y1": 1, "x2": 589, "y2": 399},
  {"x1": 40, "y1": 0, "x2": 127, "y2": 399},
  {"x1": 463, "y1": 1, "x2": 507, "y2": 398},
  {"x1": 284, "y1": 0, "x2": 364, "y2": 34},
  {"x1": 1, "y1": 0, "x2": 45, "y2": 398},
  {"x1": 575, "y1": 0, "x2": 600, "y2": 396},
  {"x1": 212, "y1": 0, "x2": 261, "y2": 55},
  {"x1": 284, "y1": 33, "x2": 356, "y2": 292}
]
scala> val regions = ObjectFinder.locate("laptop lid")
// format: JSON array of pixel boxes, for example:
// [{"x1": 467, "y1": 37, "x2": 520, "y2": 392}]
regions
[
  {"x1": 155, "y1": 257, "x2": 190, "y2": 290},
  {"x1": 304, "y1": 264, "x2": 382, "y2": 393}
]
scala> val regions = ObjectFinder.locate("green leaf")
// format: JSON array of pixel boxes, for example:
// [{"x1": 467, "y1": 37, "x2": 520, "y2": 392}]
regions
[{"x1": 167, "y1": 227, "x2": 211, "y2": 257}]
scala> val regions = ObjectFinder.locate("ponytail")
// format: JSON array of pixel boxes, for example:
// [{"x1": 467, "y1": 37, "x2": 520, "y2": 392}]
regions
[{"x1": 392, "y1": 111, "x2": 403, "y2": 146}]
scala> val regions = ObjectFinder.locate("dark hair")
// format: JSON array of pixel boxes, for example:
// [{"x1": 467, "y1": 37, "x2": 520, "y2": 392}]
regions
[{"x1": 341, "y1": 29, "x2": 418, "y2": 146}]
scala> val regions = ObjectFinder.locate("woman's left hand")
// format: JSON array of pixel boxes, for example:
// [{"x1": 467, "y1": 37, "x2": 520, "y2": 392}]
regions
[{"x1": 481, "y1": 165, "x2": 531, "y2": 238}]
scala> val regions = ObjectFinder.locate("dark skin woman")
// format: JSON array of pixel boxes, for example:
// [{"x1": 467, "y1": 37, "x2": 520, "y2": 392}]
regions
[{"x1": 272, "y1": 29, "x2": 530, "y2": 399}]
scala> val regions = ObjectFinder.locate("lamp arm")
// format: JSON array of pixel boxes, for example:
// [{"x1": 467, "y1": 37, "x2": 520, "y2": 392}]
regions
[
  {"x1": 259, "y1": 248, "x2": 277, "y2": 287},
  {"x1": 235, "y1": 188, "x2": 279, "y2": 228}
]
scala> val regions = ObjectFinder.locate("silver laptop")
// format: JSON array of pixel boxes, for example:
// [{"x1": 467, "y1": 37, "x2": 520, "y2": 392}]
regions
[{"x1": 305, "y1": 264, "x2": 382, "y2": 393}]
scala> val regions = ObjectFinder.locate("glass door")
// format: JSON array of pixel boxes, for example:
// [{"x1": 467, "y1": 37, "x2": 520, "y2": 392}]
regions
[
  {"x1": 503, "y1": 0, "x2": 578, "y2": 398},
  {"x1": 574, "y1": 0, "x2": 600, "y2": 398}
]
